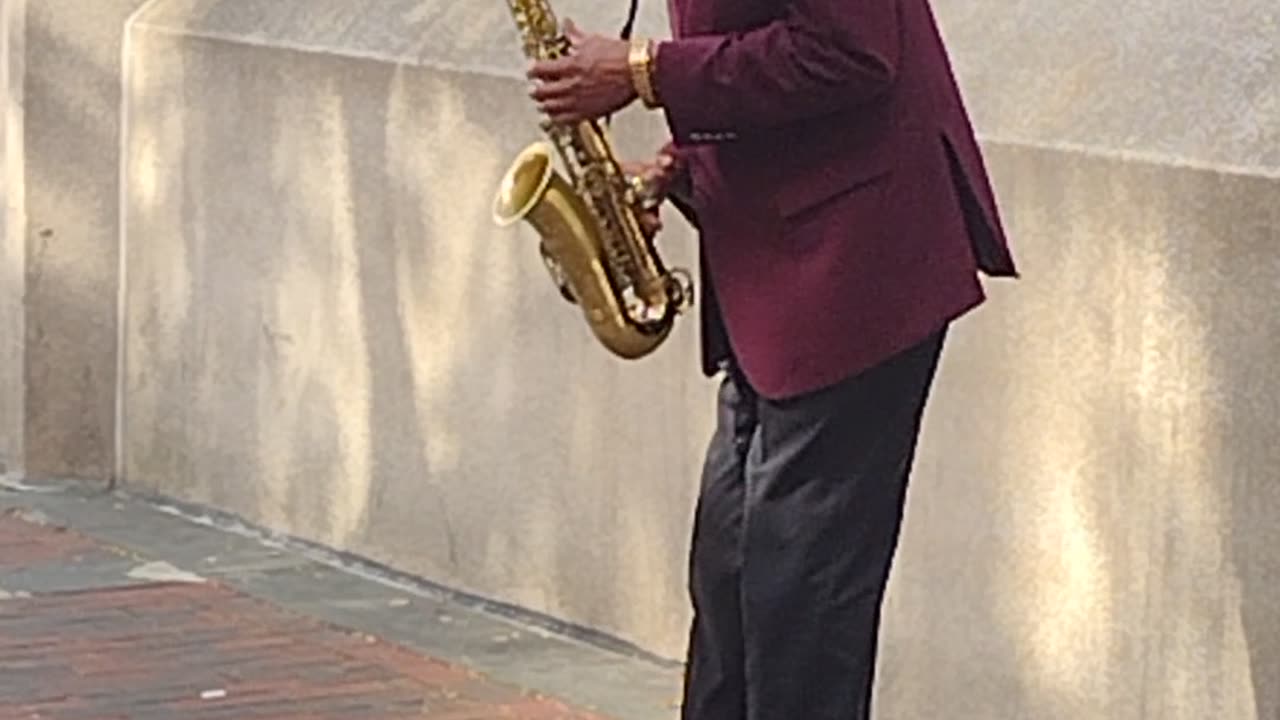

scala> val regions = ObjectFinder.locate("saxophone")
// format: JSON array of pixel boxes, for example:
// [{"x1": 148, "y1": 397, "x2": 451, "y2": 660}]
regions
[{"x1": 492, "y1": 0, "x2": 693, "y2": 360}]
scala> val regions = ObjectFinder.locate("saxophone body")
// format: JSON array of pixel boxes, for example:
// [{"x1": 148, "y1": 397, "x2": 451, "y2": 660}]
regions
[{"x1": 493, "y1": 0, "x2": 693, "y2": 360}]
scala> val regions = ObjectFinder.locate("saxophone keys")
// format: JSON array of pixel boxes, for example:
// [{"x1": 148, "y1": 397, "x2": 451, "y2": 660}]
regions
[{"x1": 627, "y1": 173, "x2": 661, "y2": 211}]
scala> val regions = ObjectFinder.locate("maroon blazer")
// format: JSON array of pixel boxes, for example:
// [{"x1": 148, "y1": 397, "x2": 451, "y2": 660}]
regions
[{"x1": 651, "y1": 0, "x2": 1017, "y2": 399}]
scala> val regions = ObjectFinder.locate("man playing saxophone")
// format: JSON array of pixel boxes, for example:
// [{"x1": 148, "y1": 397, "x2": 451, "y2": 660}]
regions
[{"x1": 528, "y1": 2, "x2": 1017, "y2": 719}]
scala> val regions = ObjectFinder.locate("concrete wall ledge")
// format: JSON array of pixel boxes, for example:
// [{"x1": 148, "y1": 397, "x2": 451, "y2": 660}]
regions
[{"x1": 132, "y1": 0, "x2": 1280, "y2": 178}]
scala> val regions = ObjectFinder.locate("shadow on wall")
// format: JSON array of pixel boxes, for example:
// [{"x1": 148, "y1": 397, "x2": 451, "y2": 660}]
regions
[
  {"x1": 1189, "y1": 169, "x2": 1280, "y2": 720},
  {"x1": 22, "y1": 10, "x2": 133, "y2": 480}
]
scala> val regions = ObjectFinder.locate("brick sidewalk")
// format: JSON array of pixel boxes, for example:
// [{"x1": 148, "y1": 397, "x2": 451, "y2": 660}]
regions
[
  {"x1": 0, "y1": 513, "x2": 608, "y2": 719},
  {"x1": 0, "y1": 510, "x2": 103, "y2": 571}
]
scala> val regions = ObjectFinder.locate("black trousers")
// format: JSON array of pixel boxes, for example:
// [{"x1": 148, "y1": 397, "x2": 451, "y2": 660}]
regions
[{"x1": 681, "y1": 329, "x2": 948, "y2": 720}]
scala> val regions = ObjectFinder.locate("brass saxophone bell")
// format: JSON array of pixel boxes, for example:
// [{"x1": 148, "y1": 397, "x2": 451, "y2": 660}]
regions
[
  {"x1": 493, "y1": 141, "x2": 675, "y2": 359},
  {"x1": 493, "y1": 142, "x2": 555, "y2": 229}
]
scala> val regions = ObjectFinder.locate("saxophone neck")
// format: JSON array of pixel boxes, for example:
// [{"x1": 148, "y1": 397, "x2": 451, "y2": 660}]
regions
[{"x1": 510, "y1": 0, "x2": 568, "y2": 60}]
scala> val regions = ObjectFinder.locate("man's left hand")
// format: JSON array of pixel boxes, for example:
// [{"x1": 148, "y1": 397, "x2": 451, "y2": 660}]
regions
[{"x1": 528, "y1": 19, "x2": 638, "y2": 125}]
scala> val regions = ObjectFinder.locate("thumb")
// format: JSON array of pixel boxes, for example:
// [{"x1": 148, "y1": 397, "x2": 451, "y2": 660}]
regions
[{"x1": 655, "y1": 154, "x2": 676, "y2": 179}]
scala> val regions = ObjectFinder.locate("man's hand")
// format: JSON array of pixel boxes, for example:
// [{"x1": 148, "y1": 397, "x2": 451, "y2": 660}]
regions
[
  {"x1": 528, "y1": 19, "x2": 637, "y2": 125},
  {"x1": 621, "y1": 149, "x2": 682, "y2": 237}
]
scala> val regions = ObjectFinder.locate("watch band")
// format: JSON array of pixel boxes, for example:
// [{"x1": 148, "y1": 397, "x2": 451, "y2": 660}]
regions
[{"x1": 629, "y1": 38, "x2": 661, "y2": 109}]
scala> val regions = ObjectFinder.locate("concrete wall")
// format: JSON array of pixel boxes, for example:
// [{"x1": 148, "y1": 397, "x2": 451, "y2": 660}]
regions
[
  {"x1": 880, "y1": 4, "x2": 1280, "y2": 719},
  {"x1": 0, "y1": 0, "x2": 23, "y2": 476},
  {"x1": 21, "y1": 0, "x2": 152, "y2": 479},
  {"x1": 882, "y1": 147, "x2": 1280, "y2": 720},
  {"x1": 11, "y1": 0, "x2": 1280, "y2": 717},
  {"x1": 121, "y1": 0, "x2": 706, "y2": 656}
]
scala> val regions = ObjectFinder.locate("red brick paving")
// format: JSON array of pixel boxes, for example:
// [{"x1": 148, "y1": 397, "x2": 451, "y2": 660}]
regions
[
  {"x1": 0, "y1": 511, "x2": 106, "y2": 570},
  {"x1": 0, "y1": 514, "x2": 610, "y2": 719}
]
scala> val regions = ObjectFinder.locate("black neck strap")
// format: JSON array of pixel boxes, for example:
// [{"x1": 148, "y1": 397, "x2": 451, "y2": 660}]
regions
[{"x1": 621, "y1": 0, "x2": 640, "y2": 39}]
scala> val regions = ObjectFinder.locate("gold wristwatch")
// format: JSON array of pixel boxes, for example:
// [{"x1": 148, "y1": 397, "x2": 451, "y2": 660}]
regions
[{"x1": 629, "y1": 38, "x2": 660, "y2": 109}]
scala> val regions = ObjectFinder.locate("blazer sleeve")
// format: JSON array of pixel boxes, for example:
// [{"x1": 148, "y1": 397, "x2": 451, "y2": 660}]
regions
[{"x1": 653, "y1": 0, "x2": 901, "y2": 144}]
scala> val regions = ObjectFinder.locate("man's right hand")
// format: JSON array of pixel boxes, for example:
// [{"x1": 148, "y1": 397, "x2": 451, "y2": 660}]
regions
[{"x1": 622, "y1": 149, "x2": 683, "y2": 238}]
